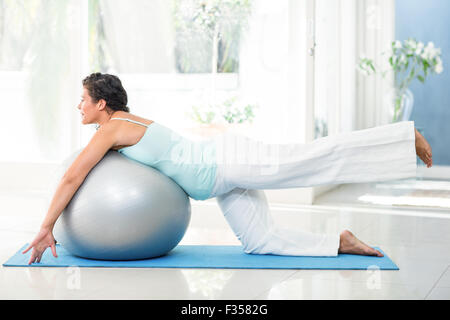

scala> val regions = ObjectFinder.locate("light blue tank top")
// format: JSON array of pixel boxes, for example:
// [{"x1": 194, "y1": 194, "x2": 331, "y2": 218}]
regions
[{"x1": 111, "y1": 118, "x2": 217, "y2": 200}]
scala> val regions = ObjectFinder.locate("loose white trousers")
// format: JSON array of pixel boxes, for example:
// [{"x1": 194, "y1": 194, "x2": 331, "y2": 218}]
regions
[{"x1": 208, "y1": 121, "x2": 418, "y2": 256}]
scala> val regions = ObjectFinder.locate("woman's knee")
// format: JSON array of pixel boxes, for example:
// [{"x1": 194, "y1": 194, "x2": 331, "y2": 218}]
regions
[{"x1": 239, "y1": 227, "x2": 276, "y2": 255}]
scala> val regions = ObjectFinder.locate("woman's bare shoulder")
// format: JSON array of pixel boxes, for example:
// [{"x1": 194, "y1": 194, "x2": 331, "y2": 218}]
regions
[
  {"x1": 107, "y1": 112, "x2": 154, "y2": 150},
  {"x1": 113, "y1": 111, "x2": 154, "y2": 126}
]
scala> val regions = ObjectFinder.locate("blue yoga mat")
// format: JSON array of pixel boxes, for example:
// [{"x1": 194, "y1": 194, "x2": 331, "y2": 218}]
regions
[{"x1": 3, "y1": 244, "x2": 398, "y2": 270}]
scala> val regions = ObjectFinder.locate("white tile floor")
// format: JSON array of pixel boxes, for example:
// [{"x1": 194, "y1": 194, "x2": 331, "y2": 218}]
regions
[{"x1": 1, "y1": 180, "x2": 450, "y2": 300}]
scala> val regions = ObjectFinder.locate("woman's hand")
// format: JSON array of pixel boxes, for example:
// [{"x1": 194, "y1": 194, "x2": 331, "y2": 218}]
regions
[
  {"x1": 415, "y1": 128, "x2": 433, "y2": 168},
  {"x1": 22, "y1": 227, "x2": 58, "y2": 265}
]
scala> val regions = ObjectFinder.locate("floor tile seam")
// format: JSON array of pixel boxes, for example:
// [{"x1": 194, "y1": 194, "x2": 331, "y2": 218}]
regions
[{"x1": 424, "y1": 264, "x2": 450, "y2": 299}]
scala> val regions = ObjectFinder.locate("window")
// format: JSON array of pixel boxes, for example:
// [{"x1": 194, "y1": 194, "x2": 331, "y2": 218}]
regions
[
  {"x1": 0, "y1": 0, "x2": 313, "y2": 166},
  {"x1": 81, "y1": 0, "x2": 314, "y2": 145}
]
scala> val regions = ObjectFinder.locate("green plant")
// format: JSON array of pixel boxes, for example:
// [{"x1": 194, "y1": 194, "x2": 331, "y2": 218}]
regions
[
  {"x1": 188, "y1": 95, "x2": 258, "y2": 124},
  {"x1": 358, "y1": 38, "x2": 443, "y2": 122},
  {"x1": 221, "y1": 96, "x2": 257, "y2": 124},
  {"x1": 189, "y1": 104, "x2": 217, "y2": 124}
]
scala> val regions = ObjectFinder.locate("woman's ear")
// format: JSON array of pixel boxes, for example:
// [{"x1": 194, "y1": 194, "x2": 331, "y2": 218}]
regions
[{"x1": 97, "y1": 99, "x2": 107, "y2": 111}]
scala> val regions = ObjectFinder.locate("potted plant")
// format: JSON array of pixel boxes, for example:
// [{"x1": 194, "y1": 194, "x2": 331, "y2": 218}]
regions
[{"x1": 358, "y1": 38, "x2": 443, "y2": 122}]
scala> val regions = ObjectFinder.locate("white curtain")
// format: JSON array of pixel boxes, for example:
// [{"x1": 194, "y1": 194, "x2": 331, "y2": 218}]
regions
[
  {"x1": 0, "y1": 0, "x2": 83, "y2": 163},
  {"x1": 355, "y1": 0, "x2": 396, "y2": 129},
  {"x1": 0, "y1": 0, "x2": 85, "y2": 192},
  {"x1": 314, "y1": 0, "x2": 395, "y2": 135},
  {"x1": 98, "y1": 0, "x2": 176, "y2": 73},
  {"x1": 238, "y1": 0, "x2": 312, "y2": 144}
]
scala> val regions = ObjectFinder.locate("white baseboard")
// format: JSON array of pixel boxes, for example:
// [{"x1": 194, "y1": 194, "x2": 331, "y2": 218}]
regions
[{"x1": 417, "y1": 165, "x2": 450, "y2": 180}]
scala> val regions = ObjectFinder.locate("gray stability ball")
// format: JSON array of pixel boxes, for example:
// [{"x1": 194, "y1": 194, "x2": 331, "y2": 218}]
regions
[{"x1": 53, "y1": 150, "x2": 191, "y2": 260}]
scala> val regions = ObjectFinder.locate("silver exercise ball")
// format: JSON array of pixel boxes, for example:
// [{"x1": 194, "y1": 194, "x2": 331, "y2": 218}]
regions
[{"x1": 53, "y1": 150, "x2": 191, "y2": 260}]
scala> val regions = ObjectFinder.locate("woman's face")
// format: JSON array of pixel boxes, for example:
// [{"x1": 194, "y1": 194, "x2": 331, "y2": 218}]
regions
[{"x1": 78, "y1": 87, "x2": 99, "y2": 125}]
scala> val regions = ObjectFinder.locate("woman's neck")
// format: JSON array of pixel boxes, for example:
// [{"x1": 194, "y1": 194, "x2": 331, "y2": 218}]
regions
[{"x1": 96, "y1": 110, "x2": 123, "y2": 127}]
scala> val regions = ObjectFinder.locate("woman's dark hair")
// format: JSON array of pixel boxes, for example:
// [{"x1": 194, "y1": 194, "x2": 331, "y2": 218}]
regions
[{"x1": 82, "y1": 73, "x2": 130, "y2": 113}]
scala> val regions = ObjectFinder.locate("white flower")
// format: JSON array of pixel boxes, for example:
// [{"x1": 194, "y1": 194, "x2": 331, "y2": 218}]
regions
[
  {"x1": 415, "y1": 42, "x2": 424, "y2": 55},
  {"x1": 405, "y1": 39, "x2": 417, "y2": 50},
  {"x1": 405, "y1": 48, "x2": 414, "y2": 55},
  {"x1": 393, "y1": 40, "x2": 402, "y2": 49},
  {"x1": 421, "y1": 46, "x2": 439, "y2": 61},
  {"x1": 399, "y1": 54, "x2": 407, "y2": 64},
  {"x1": 435, "y1": 57, "x2": 444, "y2": 74}
]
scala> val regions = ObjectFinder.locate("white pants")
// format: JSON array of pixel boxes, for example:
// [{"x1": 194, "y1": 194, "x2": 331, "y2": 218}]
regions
[{"x1": 207, "y1": 121, "x2": 418, "y2": 256}]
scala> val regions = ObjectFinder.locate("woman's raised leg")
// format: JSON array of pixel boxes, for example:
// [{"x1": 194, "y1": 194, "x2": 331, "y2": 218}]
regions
[{"x1": 214, "y1": 121, "x2": 417, "y2": 191}]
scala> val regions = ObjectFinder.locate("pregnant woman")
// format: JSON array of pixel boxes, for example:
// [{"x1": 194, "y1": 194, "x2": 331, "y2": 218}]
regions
[{"x1": 23, "y1": 73, "x2": 433, "y2": 264}]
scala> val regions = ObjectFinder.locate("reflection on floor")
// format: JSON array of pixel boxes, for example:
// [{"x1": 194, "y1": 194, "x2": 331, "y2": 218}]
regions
[
  {"x1": 315, "y1": 179, "x2": 450, "y2": 214},
  {"x1": 1, "y1": 178, "x2": 450, "y2": 299}
]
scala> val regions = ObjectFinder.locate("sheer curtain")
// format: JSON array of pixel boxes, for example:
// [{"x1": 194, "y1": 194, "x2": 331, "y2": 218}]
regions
[
  {"x1": 237, "y1": 0, "x2": 312, "y2": 143},
  {"x1": 0, "y1": 0, "x2": 84, "y2": 192},
  {"x1": 81, "y1": 0, "x2": 245, "y2": 146},
  {"x1": 0, "y1": 0, "x2": 83, "y2": 164},
  {"x1": 79, "y1": 0, "x2": 178, "y2": 145},
  {"x1": 355, "y1": 0, "x2": 396, "y2": 129},
  {"x1": 314, "y1": 0, "x2": 395, "y2": 138},
  {"x1": 98, "y1": 0, "x2": 176, "y2": 74}
]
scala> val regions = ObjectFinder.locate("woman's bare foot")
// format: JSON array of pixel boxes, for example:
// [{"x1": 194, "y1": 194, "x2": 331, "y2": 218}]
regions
[
  {"x1": 415, "y1": 128, "x2": 433, "y2": 168},
  {"x1": 338, "y1": 230, "x2": 384, "y2": 257}
]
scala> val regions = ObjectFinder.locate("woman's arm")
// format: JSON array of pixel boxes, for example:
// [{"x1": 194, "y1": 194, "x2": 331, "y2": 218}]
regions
[
  {"x1": 21, "y1": 177, "x2": 83, "y2": 265},
  {"x1": 23, "y1": 123, "x2": 118, "y2": 264},
  {"x1": 40, "y1": 175, "x2": 84, "y2": 231}
]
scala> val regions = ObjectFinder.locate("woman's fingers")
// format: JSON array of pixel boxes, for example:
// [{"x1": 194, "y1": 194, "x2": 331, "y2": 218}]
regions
[
  {"x1": 26, "y1": 247, "x2": 42, "y2": 264},
  {"x1": 23, "y1": 230, "x2": 58, "y2": 264},
  {"x1": 50, "y1": 243, "x2": 58, "y2": 258},
  {"x1": 27, "y1": 250, "x2": 37, "y2": 265},
  {"x1": 25, "y1": 244, "x2": 57, "y2": 264},
  {"x1": 22, "y1": 243, "x2": 34, "y2": 254}
]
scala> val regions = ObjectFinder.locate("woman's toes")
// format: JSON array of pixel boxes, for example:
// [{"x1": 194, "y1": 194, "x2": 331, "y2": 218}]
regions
[
  {"x1": 373, "y1": 249, "x2": 384, "y2": 257},
  {"x1": 339, "y1": 230, "x2": 383, "y2": 257},
  {"x1": 364, "y1": 247, "x2": 381, "y2": 257}
]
